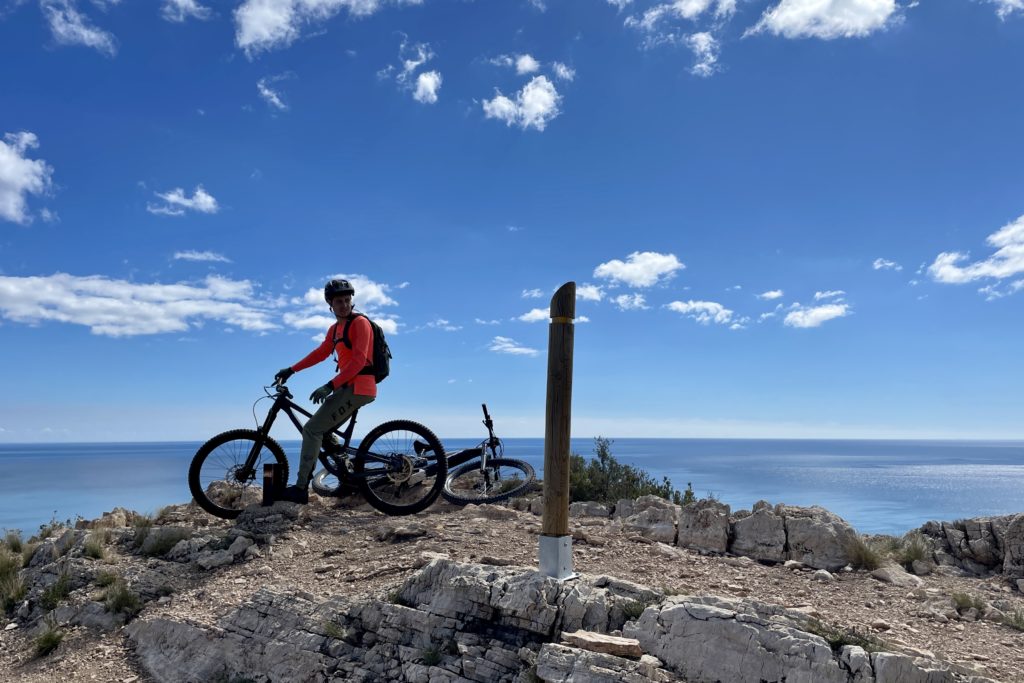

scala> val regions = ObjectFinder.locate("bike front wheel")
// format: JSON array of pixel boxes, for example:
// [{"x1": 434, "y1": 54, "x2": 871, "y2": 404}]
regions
[
  {"x1": 188, "y1": 429, "x2": 289, "y2": 519},
  {"x1": 354, "y1": 420, "x2": 446, "y2": 516},
  {"x1": 442, "y1": 458, "x2": 536, "y2": 505}
]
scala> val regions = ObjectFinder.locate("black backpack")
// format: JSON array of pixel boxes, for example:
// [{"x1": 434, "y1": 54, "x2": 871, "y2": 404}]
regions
[{"x1": 332, "y1": 313, "x2": 391, "y2": 383}]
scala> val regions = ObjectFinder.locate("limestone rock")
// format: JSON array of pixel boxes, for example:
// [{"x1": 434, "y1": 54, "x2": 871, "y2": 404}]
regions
[
  {"x1": 536, "y1": 643, "x2": 677, "y2": 683},
  {"x1": 560, "y1": 630, "x2": 642, "y2": 658},
  {"x1": 1001, "y1": 514, "x2": 1024, "y2": 578},
  {"x1": 613, "y1": 499, "x2": 635, "y2": 519},
  {"x1": 676, "y1": 498, "x2": 730, "y2": 554},
  {"x1": 779, "y1": 505, "x2": 858, "y2": 571},
  {"x1": 872, "y1": 563, "x2": 925, "y2": 588},
  {"x1": 139, "y1": 527, "x2": 192, "y2": 558},
  {"x1": 621, "y1": 497, "x2": 678, "y2": 544},
  {"x1": 570, "y1": 502, "x2": 610, "y2": 518},
  {"x1": 730, "y1": 504, "x2": 785, "y2": 563}
]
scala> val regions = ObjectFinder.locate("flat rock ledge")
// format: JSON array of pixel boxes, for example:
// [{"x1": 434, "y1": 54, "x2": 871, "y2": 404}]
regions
[{"x1": 125, "y1": 559, "x2": 996, "y2": 683}]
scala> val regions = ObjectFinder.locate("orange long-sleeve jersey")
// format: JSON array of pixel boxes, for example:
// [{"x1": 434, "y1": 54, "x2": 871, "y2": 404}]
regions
[{"x1": 291, "y1": 315, "x2": 377, "y2": 397}]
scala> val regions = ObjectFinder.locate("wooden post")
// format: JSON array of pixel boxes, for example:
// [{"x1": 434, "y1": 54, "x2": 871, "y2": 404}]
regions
[{"x1": 539, "y1": 282, "x2": 577, "y2": 580}]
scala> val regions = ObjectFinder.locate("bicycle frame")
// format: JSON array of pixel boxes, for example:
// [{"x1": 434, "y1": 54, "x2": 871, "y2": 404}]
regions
[{"x1": 240, "y1": 384, "x2": 370, "y2": 481}]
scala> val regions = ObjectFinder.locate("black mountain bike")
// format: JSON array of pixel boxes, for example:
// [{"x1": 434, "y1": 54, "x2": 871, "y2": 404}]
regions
[
  {"x1": 312, "y1": 403, "x2": 535, "y2": 505},
  {"x1": 188, "y1": 381, "x2": 446, "y2": 519}
]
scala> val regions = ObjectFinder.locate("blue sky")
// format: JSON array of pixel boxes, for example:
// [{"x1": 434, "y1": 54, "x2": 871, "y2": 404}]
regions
[{"x1": 1, "y1": 0, "x2": 1022, "y2": 442}]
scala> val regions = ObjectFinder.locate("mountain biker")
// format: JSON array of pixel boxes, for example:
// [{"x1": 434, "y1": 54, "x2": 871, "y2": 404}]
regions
[{"x1": 272, "y1": 278, "x2": 376, "y2": 503}]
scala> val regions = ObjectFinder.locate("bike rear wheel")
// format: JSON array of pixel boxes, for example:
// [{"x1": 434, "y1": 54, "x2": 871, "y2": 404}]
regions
[
  {"x1": 188, "y1": 429, "x2": 289, "y2": 519},
  {"x1": 311, "y1": 468, "x2": 341, "y2": 496},
  {"x1": 354, "y1": 420, "x2": 446, "y2": 516},
  {"x1": 442, "y1": 458, "x2": 536, "y2": 505}
]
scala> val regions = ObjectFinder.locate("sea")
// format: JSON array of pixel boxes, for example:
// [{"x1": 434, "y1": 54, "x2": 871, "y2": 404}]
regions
[{"x1": 1, "y1": 438, "x2": 1022, "y2": 538}]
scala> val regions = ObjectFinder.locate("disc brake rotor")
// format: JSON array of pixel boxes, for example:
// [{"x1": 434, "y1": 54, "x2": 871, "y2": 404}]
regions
[{"x1": 386, "y1": 455, "x2": 414, "y2": 484}]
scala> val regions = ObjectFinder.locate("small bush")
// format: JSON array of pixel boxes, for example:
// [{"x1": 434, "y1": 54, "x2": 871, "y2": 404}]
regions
[
  {"x1": 951, "y1": 592, "x2": 987, "y2": 614},
  {"x1": 4, "y1": 530, "x2": 23, "y2": 554},
  {"x1": 894, "y1": 532, "x2": 930, "y2": 568},
  {"x1": 804, "y1": 619, "x2": 886, "y2": 654},
  {"x1": 569, "y1": 437, "x2": 685, "y2": 505},
  {"x1": 1004, "y1": 609, "x2": 1024, "y2": 632},
  {"x1": 141, "y1": 528, "x2": 191, "y2": 557},
  {"x1": 421, "y1": 644, "x2": 442, "y2": 666},
  {"x1": 681, "y1": 482, "x2": 696, "y2": 506},
  {"x1": 844, "y1": 536, "x2": 885, "y2": 571},
  {"x1": 21, "y1": 541, "x2": 39, "y2": 567},
  {"x1": 104, "y1": 579, "x2": 141, "y2": 616},
  {"x1": 1, "y1": 549, "x2": 27, "y2": 613},
  {"x1": 132, "y1": 515, "x2": 154, "y2": 550},
  {"x1": 387, "y1": 590, "x2": 413, "y2": 607},
  {"x1": 622, "y1": 600, "x2": 648, "y2": 620},
  {"x1": 83, "y1": 529, "x2": 108, "y2": 560},
  {"x1": 324, "y1": 620, "x2": 345, "y2": 640},
  {"x1": 35, "y1": 515, "x2": 63, "y2": 542},
  {"x1": 41, "y1": 571, "x2": 71, "y2": 610},
  {"x1": 94, "y1": 570, "x2": 118, "y2": 587},
  {"x1": 34, "y1": 617, "x2": 64, "y2": 657}
]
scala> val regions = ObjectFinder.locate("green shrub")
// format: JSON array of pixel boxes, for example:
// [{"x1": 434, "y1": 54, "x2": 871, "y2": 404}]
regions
[
  {"x1": 104, "y1": 579, "x2": 141, "y2": 616},
  {"x1": 804, "y1": 619, "x2": 886, "y2": 653},
  {"x1": 41, "y1": 571, "x2": 71, "y2": 610},
  {"x1": 34, "y1": 617, "x2": 64, "y2": 657},
  {"x1": 622, "y1": 600, "x2": 648, "y2": 620},
  {"x1": 141, "y1": 528, "x2": 191, "y2": 557},
  {"x1": 681, "y1": 483, "x2": 696, "y2": 506},
  {"x1": 34, "y1": 515, "x2": 63, "y2": 542},
  {"x1": 132, "y1": 515, "x2": 154, "y2": 550},
  {"x1": 1, "y1": 548, "x2": 27, "y2": 613},
  {"x1": 421, "y1": 644, "x2": 442, "y2": 666},
  {"x1": 21, "y1": 541, "x2": 39, "y2": 567},
  {"x1": 951, "y1": 592, "x2": 987, "y2": 614},
  {"x1": 83, "y1": 529, "x2": 109, "y2": 560},
  {"x1": 324, "y1": 620, "x2": 345, "y2": 640},
  {"x1": 4, "y1": 530, "x2": 23, "y2": 554},
  {"x1": 894, "y1": 532, "x2": 930, "y2": 568},
  {"x1": 844, "y1": 536, "x2": 885, "y2": 571},
  {"x1": 569, "y1": 437, "x2": 684, "y2": 505},
  {"x1": 94, "y1": 570, "x2": 118, "y2": 587},
  {"x1": 1004, "y1": 609, "x2": 1024, "y2": 632}
]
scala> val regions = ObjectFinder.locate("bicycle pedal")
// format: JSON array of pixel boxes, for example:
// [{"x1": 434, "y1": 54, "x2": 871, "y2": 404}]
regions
[{"x1": 413, "y1": 440, "x2": 432, "y2": 455}]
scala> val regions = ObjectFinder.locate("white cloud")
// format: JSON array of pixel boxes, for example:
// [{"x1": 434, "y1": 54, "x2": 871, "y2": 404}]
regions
[
  {"x1": 0, "y1": 132, "x2": 54, "y2": 225},
  {"x1": 624, "y1": 0, "x2": 733, "y2": 48},
  {"x1": 397, "y1": 39, "x2": 434, "y2": 84},
  {"x1": 813, "y1": 289, "x2": 845, "y2": 301},
  {"x1": 474, "y1": 318, "x2": 501, "y2": 325},
  {"x1": 784, "y1": 303, "x2": 849, "y2": 328},
  {"x1": 41, "y1": 0, "x2": 117, "y2": 56},
  {"x1": 613, "y1": 293, "x2": 648, "y2": 310},
  {"x1": 283, "y1": 312, "x2": 335, "y2": 330},
  {"x1": 173, "y1": 250, "x2": 231, "y2": 263},
  {"x1": 234, "y1": 0, "x2": 404, "y2": 57},
  {"x1": 872, "y1": 258, "x2": 902, "y2": 271},
  {"x1": 413, "y1": 70, "x2": 442, "y2": 104},
  {"x1": 147, "y1": 185, "x2": 219, "y2": 216},
  {"x1": 686, "y1": 32, "x2": 719, "y2": 77},
  {"x1": 482, "y1": 76, "x2": 562, "y2": 132},
  {"x1": 757, "y1": 289, "x2": 783, "y2": 300},
  {"x1": 748, "y1": 0, "x2": 898, "y2": 40},
  {"x1": 593, "y1": 251, "x2": 684, "y2": 287},
  {"x1": 161, "y1": 0, "x2": 212, "y2": 22},
  {"x1": 576, "y1": 284, "x2": 603, "y2": 301},
  {"x1": 607, "y1": 0, "x2": 632, "y2": 8},
  {"x1": 522, "y1": 288, "x2": 545, "y2": 298},
  {"x1": 489, "y1": 336, "x2": 538, "y2": 356},
  {"x1": 517, "y1": 307, "x2": 549, "y2": 322},
  {"x1": 552, "y1": 62, "x2": 575, "y2": 81},
  {"x1": 666, "y1": 299, "x2": 733, "y2": 325},
  {"x1": 304, "y1": 273, "x2": 398, "y2": 311},
  {"x1": 928, "y1": 215, "x2": 1024, "y2": 286},
  {"x1": 988, "y1": 0, "x2": 1024, "y2": 18},
  {"x1": 426, "y1": 318, "x2": 461, "y2": 331},
  {"x1": 257, "y1": 74, "x2": 291, "y2": 111},
  {"x1": 516, "y1": 54, "x2": 541, "y2": 74},
  {"x1": 0, "y1": 273, "x2": 277, "y2": 336},
  {"x1": 577, "y1": 315, "x2": 591, "y2": 323}
]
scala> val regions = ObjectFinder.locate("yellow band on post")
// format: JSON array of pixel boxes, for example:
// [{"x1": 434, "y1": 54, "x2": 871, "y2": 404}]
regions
[{"x1": 550, "y1": 316, "x2": 574, "y2": 324}]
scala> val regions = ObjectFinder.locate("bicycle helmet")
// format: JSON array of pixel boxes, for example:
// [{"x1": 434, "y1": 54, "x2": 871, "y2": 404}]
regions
[{"x1": 324, "y1": 278, "x2": 355, "y2": 302}]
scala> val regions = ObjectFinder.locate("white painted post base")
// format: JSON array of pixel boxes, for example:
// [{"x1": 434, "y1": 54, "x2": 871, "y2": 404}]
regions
[{"x1": 538, "y1": 534, "x2": 578, "y2": 582}]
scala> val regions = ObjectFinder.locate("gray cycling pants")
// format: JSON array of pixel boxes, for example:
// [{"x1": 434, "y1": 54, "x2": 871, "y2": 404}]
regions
[{"x1": 296, "y1": 385, "x2": 375, "y2": 487}]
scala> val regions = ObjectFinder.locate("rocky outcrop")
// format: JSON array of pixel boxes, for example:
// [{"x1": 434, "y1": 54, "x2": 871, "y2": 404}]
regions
[
  {"x1": 620, "y1": 496, "x2": 678, "y2": 544},
  {"x1": 920, "y1": 514, "x2": 1024, "y2": 578},
  {"x1": 781, "y1": 505, "x2": 859, "y2": 570},
  {"x1": 125, "y1": 559, "x2": 994, "y2": 683},
  {"x1": 676, "y1": 499, "x2": 730, "y2": 554},
  {"x1": 730, "y1": 500, "x2": 787, "y2": 563}
]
